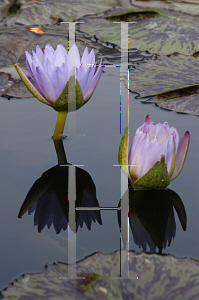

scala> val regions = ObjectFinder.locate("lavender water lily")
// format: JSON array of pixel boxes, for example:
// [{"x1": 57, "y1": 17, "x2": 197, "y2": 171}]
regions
[
  {"x1": 15, "y1": 44, "x2": 103, "y2": 139},
  {"x1": 118, "y1": 115, "x2": 190, "y2": 189}
]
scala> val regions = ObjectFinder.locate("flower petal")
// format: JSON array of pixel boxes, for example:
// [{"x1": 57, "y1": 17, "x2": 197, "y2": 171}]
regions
[
  {"x1": 35, "y1": 65, "x2": 57, "y2": 103},
  {"x1": 81, "y1": 60, "x2": 103, "y2": 101},
  {"x1": 36, "y1": 45, "x2": 44, "y2": 66},
  {"x1": 76, "y1": 64, "x2": 95, "y2": 100},
  {"x1": 133, "y1": 134, "x2": 149, "y2": 179},
  {"x1": 129, "y1": 130, "x2": 147, "y2": 165},
  {"x1": 43, "y1": 44, "x2": 54, "y2": 69},
  {"x1": 141, "y1": 138, "x2": 166, "y2": 177},
  {"x1": 170, "y1": 126, "x2": 179, "y2": 154},
  {"x1": 54, "y1": 44, "x2": 68, "y2": 68},
  {"x1": 170, "y1": 131, "x2": 190, "y2": 181},
  {"x1": 156, "y1": 123, "x2": 170, "y2": 144},
  {"x1": 25, "y1": 51, "x2": 33, "y2": 79},
  {"x1": 68, "y1": 44, "x2": 81, "y2": 77},
  {"x1": 167, "y1": 135, "x2": 175, "y2": 177},
  {"x1": 145, "y1": 115, "x2": 151, "y2": 125},
  {"x1": 51, "y1": 67, "x2": 68, "y2": 100},
  {"x1": 43, "y1": 57, "x2": 54, "y2": 82},
  {"x1": 81, "y1": 47, "x2": 89, "y2": 66}
]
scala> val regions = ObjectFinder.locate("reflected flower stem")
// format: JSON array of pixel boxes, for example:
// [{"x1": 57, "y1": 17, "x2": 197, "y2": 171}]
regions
[
  {"x1": 53, "y1": 138, "x2": 68, "y2": 165},
  {"x1": 53, "y1": 111, "x2": 68, "y2": 140}
]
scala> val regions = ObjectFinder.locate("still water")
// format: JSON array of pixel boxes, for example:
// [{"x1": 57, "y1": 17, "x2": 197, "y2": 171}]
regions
[{"x1": 0, "y1": 65, "x2": 198, "y2": 291}]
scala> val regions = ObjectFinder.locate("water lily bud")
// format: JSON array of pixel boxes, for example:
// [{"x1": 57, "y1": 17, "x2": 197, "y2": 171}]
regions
[
  {"x1": 15, "y1": 44, "x2": 103, "y2": 111},
  {"x1": 118, "y1": 115, "x2": 190, "y2": 189}
]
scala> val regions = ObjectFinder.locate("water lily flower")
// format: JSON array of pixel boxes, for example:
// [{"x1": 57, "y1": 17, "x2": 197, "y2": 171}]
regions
[
  {"x1": 118, "y1": 115, "x2": 190, "y2": 189},
  {"x1": 15, "y1": 44, "x2": 103, "y2": 139}
]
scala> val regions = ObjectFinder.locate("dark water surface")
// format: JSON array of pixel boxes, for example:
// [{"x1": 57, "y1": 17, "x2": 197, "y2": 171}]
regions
[{"x1": 0, "y1": 66, "x2": 199, "y2": 291}]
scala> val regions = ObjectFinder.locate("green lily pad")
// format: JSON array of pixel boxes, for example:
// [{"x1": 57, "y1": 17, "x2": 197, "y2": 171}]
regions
[
  {"x1": 1, "y1": 0, "x2": 118, "y2": 26},
  {"x1": 143, "y1": 86, "x2": 199, "y2": 116},
  {"x1": 131, "y1": 0, "x2": 199, "y2": 16},
  {"x1": 0, "y1": 72, "x2": 12, "y2": 96},
  {"x1": 80, "y1": 15, "x2": 199, "y2": 55},
  {"x1": 125, "y1": 54, "x2": 199, "y2": 116},
  {"x1": 0, "y1": 0, "x2": 12, "y2": 22},
  {"x1": 1, "y1": 251, "x2": 199, "y2": 299},
  {"x1": 128, "y1": 54, "x2": 199, "y2": 97}
]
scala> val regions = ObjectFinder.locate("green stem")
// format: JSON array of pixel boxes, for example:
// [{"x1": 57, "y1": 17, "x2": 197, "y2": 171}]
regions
[{"x1": 53, "y1": 111, "x2": 68, "y2": 140}]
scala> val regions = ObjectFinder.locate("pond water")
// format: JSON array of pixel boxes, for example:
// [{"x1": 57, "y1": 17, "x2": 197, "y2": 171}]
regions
[{"x1": 0, "y1": 57, "x2": 199, "y2": 292}]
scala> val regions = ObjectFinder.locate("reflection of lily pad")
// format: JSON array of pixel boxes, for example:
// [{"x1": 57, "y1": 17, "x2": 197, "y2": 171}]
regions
[
  {"x1": 1, "y1": 0, "x2": 118, "y2": 26},
  {"x1": 2, "y1": 251, "x2": 199, "y2": 299},
  {"x1": 80, "y1": 16, "x2": 199, "y2": 55}
]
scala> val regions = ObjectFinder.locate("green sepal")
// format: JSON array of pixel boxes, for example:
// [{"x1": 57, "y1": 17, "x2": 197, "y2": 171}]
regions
[
  {"x1": 53, "y1": 76, "x2": 84, "y2": 112},
  {"x1": 118, "y1": 127, "x2": 129, "y2": 178},
  {"x1": 133, "y1": 156, "x2": 170, "y2": 190}
]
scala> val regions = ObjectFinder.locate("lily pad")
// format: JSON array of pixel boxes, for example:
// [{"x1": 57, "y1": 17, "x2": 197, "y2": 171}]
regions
[
  {"x1": 1, "y1": 251, "x2": 199, "y2": 299},
  {"x1": 1, "y1": 0, "x2": 118, "y2": 26},
  {"x1": 143, "y1": 86, "x2": 199, "y2": 116},
  {"x1": 131, "y1": 0, "x2": 199, "y2": 16},
  {"x1": 0, "y1": 72, "x2": 12, "y2": 97},
  {"x1": 128, "y1": 54, "x2": 199, "y2": 97},
  {"x1": 80, "y1": 15, "x2": 199, "y2": 55},
  {"x1": 125, "y1": 54, "x2": 199, "y2": 115}
]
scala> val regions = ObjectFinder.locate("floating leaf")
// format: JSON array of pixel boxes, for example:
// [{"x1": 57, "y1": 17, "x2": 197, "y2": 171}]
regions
[
  {"x1": 0, "y1": 72, "x2": 11, "y2": 97},
  {"x1": 143, "y1": 86, "x2": 199, "y2": 116},
  {"x1": 1, "y1": 251, "x2": 199, "y2": 299},
  {"x1": 131, "y1": 0, "x2": 199, "y2": 16},
  {"x1": 80, "y1": 14, "x2": 199, "y2": 55},
  {"x1": 128, "y1": 55, "x2": 199, "y2": 97},
  {"x1": 125, "y1": 54, "x2": 199, "y2": 115},
  {"x1": 1, "y1": 0, "x2": 118, "y2": 26}
]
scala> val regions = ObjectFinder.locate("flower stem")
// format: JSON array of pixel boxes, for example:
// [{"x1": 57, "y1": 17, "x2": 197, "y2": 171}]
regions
[{"x1": 53, "y1": 111, "x2": 68, "y2": 140}]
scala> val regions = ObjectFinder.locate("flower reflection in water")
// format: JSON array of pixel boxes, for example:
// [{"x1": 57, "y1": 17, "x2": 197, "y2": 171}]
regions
[
  {"x1": 118, "y1": 188, "x2": 186, "y2": 254},
  {"x1": 18, "y1": 140, "x2": 102, "y2": 233}
]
